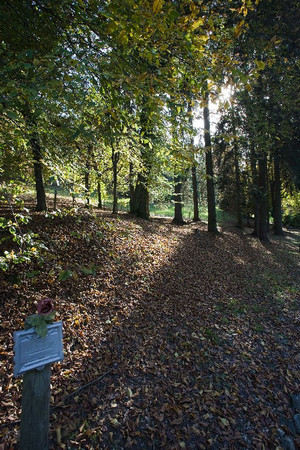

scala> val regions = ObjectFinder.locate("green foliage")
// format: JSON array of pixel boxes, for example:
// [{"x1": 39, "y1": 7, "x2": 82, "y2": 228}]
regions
[
  {"x1": 25, "y1": 270, "x2": 41, "y2": 279},
  {"x1": 58, "y1": 270, "x2": 73, "y2": 282},
  {"x1": 81, "y1": 266, "x2": 97, "y2": 276},
  {"x1": 282, "y1": 191, "x2": 300, "y2": 227},
  {"x1": 25, "y1": 312, "x2": 56, "y2": 338},
  {"x1": 283, "y1": 213, "x2": 300, "y2": 228},
  {"x1": 0, "y1": 184, "x2": 47, "y2": 271},
  {"x1": 0, "y1": 0, "x2": 298, "y2": 228}
]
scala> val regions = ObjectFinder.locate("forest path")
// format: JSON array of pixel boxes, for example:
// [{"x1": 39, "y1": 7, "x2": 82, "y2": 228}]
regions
[
  {"x1": 91, "y1": 220, "x2": 299, "y2": 449},
  {"x1": 0, "y1": 209, "x2": 299, "y2": 448}
]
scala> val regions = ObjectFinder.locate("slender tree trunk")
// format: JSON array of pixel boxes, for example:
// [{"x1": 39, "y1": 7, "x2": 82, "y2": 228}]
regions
[
  {"x1": 70, "y1": 180, "x2": 76, "y2": 207},
  {"x1": 111, "y1": 144, "x2": 119, "y2": 214},
  {"x1": 172, "y1": 175, "x2": 184, "y2": 224},
  {"x1": 270, "y1": 171, "x2": 275, "y2": 226},
  {"x1": 267, "y1": 204, "x2": 270, "y2": 232},
  {"x1": 129, "y1": 162, "x2": 135, "y2": 214},
  {"x1": 273, "y1": 156, "x2": 283, "y2": 235},
  {"x1": 250, "y1": 144, "x2": 260, "y2": 236},
  {"x1": 188, "y1": 100, "x2": 199, "y2": 222},
  {"x1": 192, "y1": 164, "x2": 200, "y2": 222},
  {"x1": 203, "y1": 91, "x2": 217, "y2": 233},
  {"x1": 85, "y1": 145, "x2": 93, "y2": 207},
  {"x1": 234, "y1": 144, "x2": 243, "y2": 228},
  {"x1": 84, "y1": 168, "x2": 90, "y2": 206},
  {"x1": 23, "y1": 106, "x2": 47, "y2": 212},
  {"x1": 31, "y1": 135, "x2": 47, "y2": 212},
  {"x1": 258, "y1": 155, "x2": 269, "y2": 241},
  {"x1": 97, "y1": 178, "x2": 102, "y2": 209},
  {"x1": 231, "y1": 110, "x2": 242, "y2": 228}
]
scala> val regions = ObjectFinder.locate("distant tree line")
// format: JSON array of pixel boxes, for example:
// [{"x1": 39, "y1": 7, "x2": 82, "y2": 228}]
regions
[{"x1": 0, "y1": 0, "x2": 299, "y2": 240}]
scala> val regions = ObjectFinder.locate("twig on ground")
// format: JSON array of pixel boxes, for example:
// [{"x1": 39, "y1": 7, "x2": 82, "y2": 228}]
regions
[{"x1": 56, "y1": 366, "x2": 116, "y2": 405}]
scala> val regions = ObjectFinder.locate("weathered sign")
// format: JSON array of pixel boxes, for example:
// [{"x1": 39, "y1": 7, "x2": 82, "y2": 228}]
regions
[{"x1": 14, "y1": 321, "x2": 63, "y2": 377}]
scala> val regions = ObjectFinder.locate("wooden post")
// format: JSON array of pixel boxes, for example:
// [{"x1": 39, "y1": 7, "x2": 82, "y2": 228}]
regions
[
  {"x1": 20, "y1": 365, "x2": 51, "y2": 450},
  {"x1": 14, "y1": 306, "x2": 63, "y2": 450}
]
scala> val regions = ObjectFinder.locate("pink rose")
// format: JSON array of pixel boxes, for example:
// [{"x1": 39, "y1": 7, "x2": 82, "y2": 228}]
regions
[{"x1": 37, "y1": 298, "x2": 54, "y2": 315}]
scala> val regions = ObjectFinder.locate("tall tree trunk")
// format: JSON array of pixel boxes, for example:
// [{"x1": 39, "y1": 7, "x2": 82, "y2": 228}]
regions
[
  {"x1": 132, "y1": 173, "x2": 150, "y2": 219},
  {"x1": 188, "y1": 101, "x2": 199, "y2": 222},
  {"x1": 97, "y1": 177, "x2": 102, "y2": 209},
  {"x1": 172, "y1": 175, "x2": 184, "y2": 224},
  {"x1": 111, "y1": 143, "x2": 119, "y2": 214},
  {"x1": 273, "y1": 156, "x2": 283, "y2": 235},
  {"x1": 234, "y1": 144, "x2": 243, "y2": 228},
  {"x1": 250, "y1": 144, "x2": 260, "y2": 236},
  {"x1": 258, "y1": 155, "x2": 268, "y2": 241},
  {"x1": 203, "y1": 91, "x2": 217, "y2": 233},
  {"x1": 84, "y1": 168, "x2": 90, "y2": 206},
  {"x1": 131, "y1": 100, "x2": 151, "y2": 220},
  {"x1": 129, "y1": 162, "x2": 135, "y2": 214},
  {"x1": 85, "y1": 144, "x2": 93, "y2": 207},
  {"x1": 192, "y1": 164, "x2": 200, "y2": 222},
  {"x1": 23, "y1": 105, "x2": 47, "y2": 211},
  {"x1": 31, "y1": 135, "x2": 47, "y2": 212}
]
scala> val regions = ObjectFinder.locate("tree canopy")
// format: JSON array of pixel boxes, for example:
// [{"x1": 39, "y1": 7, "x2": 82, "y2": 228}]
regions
[{"x1": 0, "y1": 0, "x2": 299, "y2": 233}]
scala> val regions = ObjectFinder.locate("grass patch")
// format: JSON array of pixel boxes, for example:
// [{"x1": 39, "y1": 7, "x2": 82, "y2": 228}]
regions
[{"x1": 150, "y1": 203, "x2": 234, "y2": 224}]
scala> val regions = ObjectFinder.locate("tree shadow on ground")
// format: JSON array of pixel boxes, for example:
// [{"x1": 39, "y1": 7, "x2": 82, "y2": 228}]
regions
[
  {"x1": 48, "y1": 222, "x2": 300, "y2": 448},
  {"x1": 1, "y1": 214, "x2": 299, "y2": 449}
]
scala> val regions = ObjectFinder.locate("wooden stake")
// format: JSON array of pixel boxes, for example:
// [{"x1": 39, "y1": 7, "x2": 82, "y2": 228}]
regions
[{"x1": 20, "y1": 365, "x2": 51, "y2": 450}]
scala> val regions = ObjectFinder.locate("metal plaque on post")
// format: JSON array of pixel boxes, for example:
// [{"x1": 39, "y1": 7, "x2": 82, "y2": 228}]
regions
[{"x1": 14, "y1": 321, "x2": 63, "y2": 377}]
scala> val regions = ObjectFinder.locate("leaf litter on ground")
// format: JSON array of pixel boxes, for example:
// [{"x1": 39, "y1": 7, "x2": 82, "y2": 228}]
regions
[{"x1": 0, "y1": 200, "x2": 299, "y2": 449}]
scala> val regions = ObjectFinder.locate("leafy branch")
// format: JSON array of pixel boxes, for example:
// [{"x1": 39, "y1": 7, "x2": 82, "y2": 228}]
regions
[{"x1": 0, "y1": 183, "x2": 47, "y2": 271}]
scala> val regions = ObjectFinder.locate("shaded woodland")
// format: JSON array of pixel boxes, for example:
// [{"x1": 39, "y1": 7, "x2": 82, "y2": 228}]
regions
[{"x1": 0, "y1": 0, "x2": 300, "y2": 448}]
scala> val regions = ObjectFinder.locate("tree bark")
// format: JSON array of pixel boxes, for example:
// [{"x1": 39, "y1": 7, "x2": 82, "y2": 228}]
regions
[
  {"x1": 84, "y1": 168, "x2": 90, "y2": 206},
  {"x1": 172, "y1": 175, "x2": 184, "y2": 224},
  {"x1": 204, "y1": 91, "x2": 218, "y2": 233},
  {"x1": 131, "y1": 173, "x2": 150, "y2": 219},
  {"x1": 250, "y1": 144, "x2": 260, "y2": 236},
  {"x1": 97, "y1": 178, "x2": 102, "y2": 209},
  {"x1": 23, "y1": 106, "x2": 47, "y2": 212},
  {"x1": 54, "y1": 186, "x2": 57, "y2": 211},
  {"x1": 111, "y1": 143, "x2": 119, "y2": 214},
  {"x1": 188, "y1": 101, "x2": 199, "y2": 222},
  {"x1": 234, "y1": 143, "x2": 243, "y2": 228},
  {"x1": 131, "y1": 100, "x2": 151, "y2": 220},
  {"x1": 273, "y1": 156, "x2": 283, "y2": 235},
  {"x1": 84, "y1": 144, "x2": 93, "y2": 207},
  {"x1": 129, "y1": 162, "x2": 135, "y2": 214},
  {"x1": 31, "y1": 135, "x2": 47, "y2": 212},
  {"x1": 258, "y1": 155, "x2": 269, "y2": 241},
  {"x1": 192, "y1": 164, "x2": 200, "y2": 222}
]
